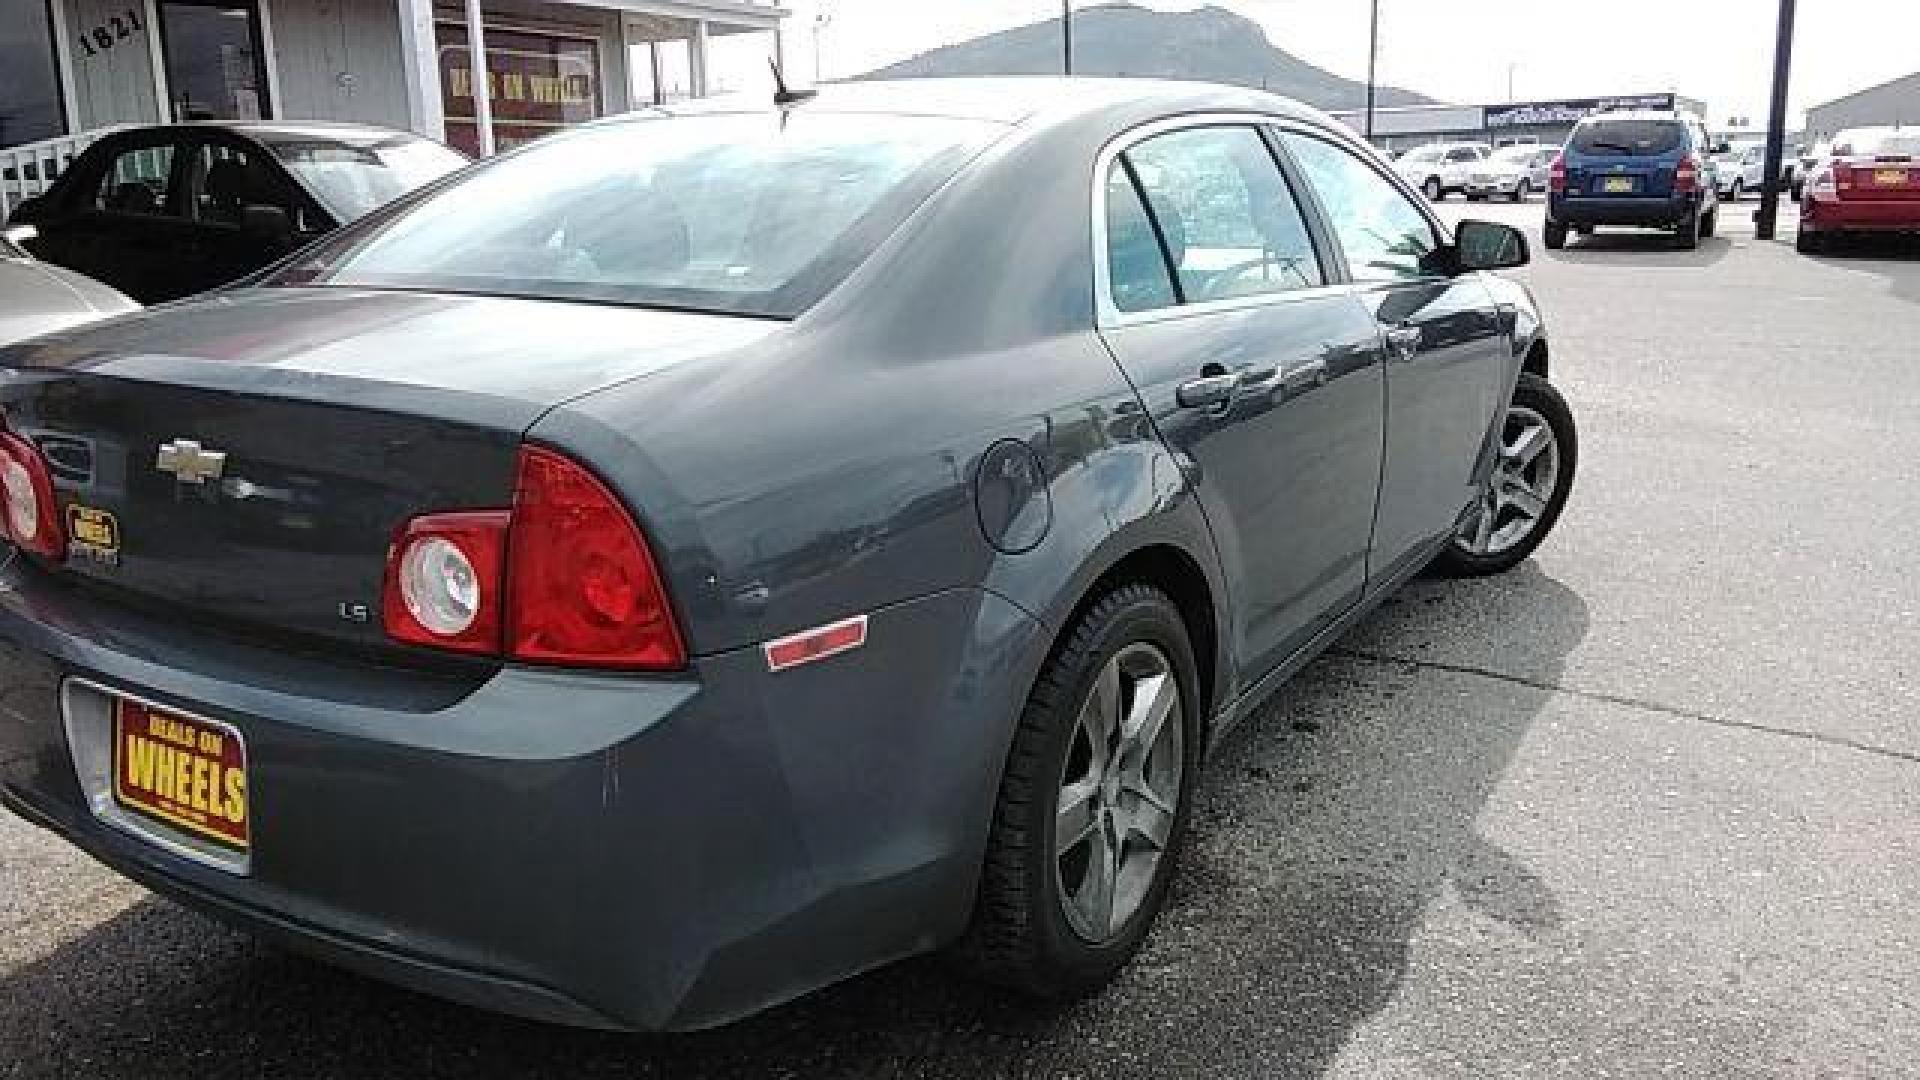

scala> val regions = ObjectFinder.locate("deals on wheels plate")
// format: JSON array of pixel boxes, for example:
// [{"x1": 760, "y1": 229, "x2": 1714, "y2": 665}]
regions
[{"x1": 111, "y1": 698, "x2": 250, "y2": 852}]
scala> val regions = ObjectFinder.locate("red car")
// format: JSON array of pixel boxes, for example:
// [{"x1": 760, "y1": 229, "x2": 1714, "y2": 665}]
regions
[{"x1": 1798, "y1": 126, "x2": 1920, "y2": 253}]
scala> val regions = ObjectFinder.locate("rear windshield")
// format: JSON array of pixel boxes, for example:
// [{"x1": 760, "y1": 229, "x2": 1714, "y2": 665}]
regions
[
  {"x1": 1571, "y1": 120, "x2": 1683, "y2": 157},
  {"x1": 272, "y1": 113, "x2": 1001, "y2": 319},
  {"x1": 1834, "y1": 131, "x2": 1920, "y2": 159},
  {"x1": 265, "y1": 136, "x2": 468, "y2": 221}
]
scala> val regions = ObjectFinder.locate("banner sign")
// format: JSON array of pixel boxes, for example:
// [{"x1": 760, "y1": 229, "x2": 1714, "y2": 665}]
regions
[
  {"x1": 1484, "y1": 94, "x2": 1678, "y2": 130},
  {"x1": 437, "y1": 23, "x2": 602, "y2": 155}
]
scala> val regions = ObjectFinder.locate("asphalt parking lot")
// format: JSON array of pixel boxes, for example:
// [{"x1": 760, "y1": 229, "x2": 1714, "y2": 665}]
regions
[{"x1": 5, "y1": 195, "x2": 1919, "y2": 1079}]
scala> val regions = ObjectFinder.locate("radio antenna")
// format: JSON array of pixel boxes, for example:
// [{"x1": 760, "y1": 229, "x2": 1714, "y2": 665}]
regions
[{"x1": 770, "y1": 59, "x2": 816, "y2": 106}]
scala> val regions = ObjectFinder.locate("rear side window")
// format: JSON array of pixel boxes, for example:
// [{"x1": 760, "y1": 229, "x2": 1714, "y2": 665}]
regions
[
  {"x1": 282, "y1": 113, "x2": 1002, "y2": 319},
  {"x1": 1105, "y1": 165, "x2": 1177, "y2": 313},
  {"x1": 1571, "y1": 120, "x2": 1683, "y2": 157},
  {"x1": 1120, "y1": 126, "x2": 1324, "y2": 305},
  {"x1": 93, "y1": 143, "x2": 177, "y2": 217}
]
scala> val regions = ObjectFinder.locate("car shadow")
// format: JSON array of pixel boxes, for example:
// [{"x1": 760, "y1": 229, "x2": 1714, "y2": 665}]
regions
[
  {"x1": 1542, "y1": 229, "x2": 1734, "y2": 267},
  {"x1": 2, "y1": 565, "x2": 1589, "y2": 1079}
]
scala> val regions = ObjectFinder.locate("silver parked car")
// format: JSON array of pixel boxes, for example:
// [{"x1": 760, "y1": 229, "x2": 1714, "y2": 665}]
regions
[
  {"x1": 1466, "y1": 144, "x2": 1558, "y2": 202},
  {"x1": 0, "y1": 226, "x2": 137, "y2": 347}
]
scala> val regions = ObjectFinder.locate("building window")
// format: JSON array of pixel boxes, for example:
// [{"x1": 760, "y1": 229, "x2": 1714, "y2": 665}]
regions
[
  {"x1": 436, "y1": 20, "x2": 604, "y2": 157},
  {"x1": 0, "y1": 0, "x2": 68, "y2": 148}
]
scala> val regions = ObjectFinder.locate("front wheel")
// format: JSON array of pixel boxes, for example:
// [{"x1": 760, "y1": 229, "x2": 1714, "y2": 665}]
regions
[
  {"x1": 1673, "y1": 208, "x2": 1701, "y2": 250},
  {"x1": 1433, "y1": 372, "x2": 1577, "y2": 578},
  {"x1": 956, "y1": 583, "x2": 1200, "y2": 997}
]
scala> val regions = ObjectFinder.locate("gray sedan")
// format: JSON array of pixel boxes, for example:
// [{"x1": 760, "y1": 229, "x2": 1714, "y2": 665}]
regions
[
  {"x1": 0, "y1": 79, "x2": 1576, "y2": 1030},
  {"x1": 0, "y1": 227, "x2": 137, "y2": 346}
]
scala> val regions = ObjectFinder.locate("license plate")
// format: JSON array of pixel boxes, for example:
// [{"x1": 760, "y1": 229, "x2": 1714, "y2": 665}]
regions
[
  {"x1": 112, "y1": 698, "x2": 250, "y2": 851},
  {"x1": 1602, "y1": 176, "x2": 1636, "y2": 193},
  {"x1": 1874, "y1": 168, "x2": 1908, "y2": 187}
]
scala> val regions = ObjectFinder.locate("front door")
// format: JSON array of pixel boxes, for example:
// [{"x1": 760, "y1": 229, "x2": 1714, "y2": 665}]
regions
[
  {"x1": 1097, "y1": 123, "x2": 1388, "y2": 684},
  {"x1": 1280, "y1": 131, "x2": 1511, "y2": 582}
]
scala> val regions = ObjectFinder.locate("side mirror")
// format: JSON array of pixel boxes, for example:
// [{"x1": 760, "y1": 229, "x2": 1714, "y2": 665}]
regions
[
  {"x1": 2, "y1": 224, "x2": 37, "y2": 249},
  {"x1": 241, "y1": 204, "x2": 294, "y2": 250},
  {"x1": 1454, "y1": 220, "x2": 1529, "y2": 272}
]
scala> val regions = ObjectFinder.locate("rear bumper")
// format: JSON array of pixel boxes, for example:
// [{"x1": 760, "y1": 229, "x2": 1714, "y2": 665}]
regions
[
  {"x1": 1802, "y1": 197, "x2": 1920, "y2": 232},
  {"x1": 1464, "y1": 179, "x2": 1522, "y2": 196},
  {"x1": 0, "y1": 565, "x2": 1044, "y2": 1030},
  {"x1": 1549, "y1": 193, "x2": 1700, "y2": 227}
]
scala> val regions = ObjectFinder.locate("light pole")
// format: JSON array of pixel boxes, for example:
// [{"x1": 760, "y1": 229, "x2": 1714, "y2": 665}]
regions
[
  {"x1": 1755, "y1": 0, "x2": 1798, "y2": 240},
  {"x1": 812, "y1": 5, "x2": 832, "y2": 83},
  {"x1": 1062, "y1": 0, "x2": 1073, "y2": 76},
  {"x1": 1364, "y1": 0, "x2": 1379, "y2": 141}
]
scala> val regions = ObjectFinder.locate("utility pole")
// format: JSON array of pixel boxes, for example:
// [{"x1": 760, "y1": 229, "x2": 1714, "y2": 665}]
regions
[
  {"x1": 1062, "y1": 0, "x2": 1073, "y2": 76},
  {"x1": 1364, "y1": 0, "x2": 1379, "y2": 141},
  {"x1": 1755, "y1": 0, "x2": 1798, "y2": 240}
]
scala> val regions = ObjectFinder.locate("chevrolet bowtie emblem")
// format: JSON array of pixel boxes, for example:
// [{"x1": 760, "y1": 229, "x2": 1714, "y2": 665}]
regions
[{"x1": 155, "y1": 439, "x2": 227, "y2": 485}]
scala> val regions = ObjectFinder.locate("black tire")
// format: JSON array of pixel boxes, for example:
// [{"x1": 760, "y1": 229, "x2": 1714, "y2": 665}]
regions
[
  {"x1": 1791, "y1": 179, "x2": 1805, "y2": 201},
  {"x1": 1510, "y1": 180, "x2": 1529, "y2": 203},
  {"x1": 1433, "y1": 372, "x2": 1578, "y2": 578},
  {"x1": 1466, "y1": 193, "x2": 1486, "y2": 202},
  {"x1": 1424, "y1": 177, "x2": 1445, "y2": 202},
  {"x1": 1543, "y1": 219, "x2": 1568, "y2": 250},
  {"x1": 955, "y1": 583, "x2": 1202, "y2": 998},
  {"x1": 1700, "y1": 206, "x2": 1718, "y2": 239},
  {"x1": 1673, "y1": 208, "x2": 1701, "y2": 250},
  {"x1": 1575, "y1": 224, "x2": 1595, "y2": 236},
  {"x1": 1797, "y1": 228, "x2": 1826, "y2": 255},
  {"x1": 1728, "y1": 179, "x2": 1743, "y2": 203}
]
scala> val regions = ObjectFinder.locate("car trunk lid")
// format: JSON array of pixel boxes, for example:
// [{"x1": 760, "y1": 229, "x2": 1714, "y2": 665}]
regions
[{"x1": 0, "y1": 287, "x2": 777, "y2": 655}]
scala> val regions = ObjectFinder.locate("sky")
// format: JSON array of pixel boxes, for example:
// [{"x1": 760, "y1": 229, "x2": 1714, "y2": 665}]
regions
[{"x1": 771, "y1": 0, "x2": 1920, "y2": 128}]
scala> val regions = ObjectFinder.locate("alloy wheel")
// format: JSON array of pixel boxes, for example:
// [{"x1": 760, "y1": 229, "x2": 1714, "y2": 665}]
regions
[
  {"x1": 1053, "y1": 641, "x2": 1184, "y2": 943},
  {"x1": 1457, "y1": 403, "x2": 1561, "y2": 557}
]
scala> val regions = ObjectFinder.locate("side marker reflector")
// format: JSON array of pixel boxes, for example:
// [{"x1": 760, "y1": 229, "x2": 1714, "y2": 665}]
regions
[{"x1": 764, "y1": 615, "x2": 868, "y2": 673}]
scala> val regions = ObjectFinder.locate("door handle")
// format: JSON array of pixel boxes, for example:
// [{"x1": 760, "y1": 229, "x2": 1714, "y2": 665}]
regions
[
  {"x1": 1385, "y1": 325, "x2": 1423, "y2": 361},
  {"x1": 1176, "y1": 370, "x2": 1240, "y2": 410}
]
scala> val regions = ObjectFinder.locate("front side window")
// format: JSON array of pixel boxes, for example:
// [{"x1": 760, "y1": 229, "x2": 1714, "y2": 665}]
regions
[
  {"x1": 1119, "y1": 125, "x2": 1323, "y2": 306},
  {"x1": 93, "y1": 144, "x2": 178, "y2": 217},
  {"x1": 184, "y1": 143, "x2": 298, "y2": 226},
  {"x1": 1282, "y1": 132, "x2": 1439, "y2": 283},
  {"x1": 275, "y1": 113, "x2": 1002, "y2": 318}
]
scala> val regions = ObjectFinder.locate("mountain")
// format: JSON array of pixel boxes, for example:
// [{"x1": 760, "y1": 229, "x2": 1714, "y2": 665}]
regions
[{"x1": 859, "y1": 3, "x2": 1435, "y2": 112}]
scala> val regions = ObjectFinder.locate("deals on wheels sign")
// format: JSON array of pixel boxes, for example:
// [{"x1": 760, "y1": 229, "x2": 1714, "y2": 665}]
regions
[{"x1": 437, "y1": 23, "x2": 603, "y2": 156}]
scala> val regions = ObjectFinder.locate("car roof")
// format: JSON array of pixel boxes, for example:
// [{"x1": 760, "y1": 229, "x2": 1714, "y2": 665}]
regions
[
  {"x1": 624, "y1": 77, "x2": 1328, "y2": 130},
  {"x1": 102, "y1": 120, "x2": 427, "y2": 145}
]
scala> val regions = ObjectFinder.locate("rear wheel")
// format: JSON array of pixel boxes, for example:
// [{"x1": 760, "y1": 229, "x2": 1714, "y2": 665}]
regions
[
  {"x1": 1797, "y1": 228, "x2": 1826, "y2": 255},
  {"x1": 1700, "y1": 206, "x2": 1718, "y2": 238},
  {"x1": 957, "y1": 584, "x2": 1200, "y2": 997},
  {"x1": 1728, "y1": 179, "x2": 1743, "y2": 202},
  {"x1": 1673, "y1": 208, "x2": 1701, "y2": 250},
  {"x1": 1510, "y1": 179, "x2": 1530, "y2": 203},
  {"x1": 1543, "y1": 219, "x2": 1568, "y2": 250},
  {"x1": 1424, "y1": 177, "x2": 1445, "y2": 201},
  {"x1": 1434, "y1": 372, "x2": 1577, "y2": 578}
]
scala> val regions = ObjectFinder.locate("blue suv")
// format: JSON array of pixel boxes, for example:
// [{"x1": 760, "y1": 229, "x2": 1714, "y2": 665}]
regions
[{"x1": 1545, "y1": 112, "x2": 1719, "y2": 250}]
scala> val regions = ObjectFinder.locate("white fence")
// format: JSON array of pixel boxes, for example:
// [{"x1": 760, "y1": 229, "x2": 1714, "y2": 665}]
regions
[{"x1": 1, "y1": 129, "x2": 124, "y2": 223}]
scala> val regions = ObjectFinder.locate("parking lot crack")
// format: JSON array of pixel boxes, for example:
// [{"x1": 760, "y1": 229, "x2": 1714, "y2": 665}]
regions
[{"x1": 1329, "y1": 648, "x2": 1920, "y2": 767}]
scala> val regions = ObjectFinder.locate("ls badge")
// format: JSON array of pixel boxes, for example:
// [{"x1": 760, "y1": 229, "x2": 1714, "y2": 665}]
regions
[{"x1": 66, "y1": 504, "x2": 120, "y2": 567}]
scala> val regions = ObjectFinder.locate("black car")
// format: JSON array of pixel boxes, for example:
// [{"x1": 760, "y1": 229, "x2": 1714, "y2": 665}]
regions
[{"x1": 7, "y1": 123, "x2": 467, "y2": 303}]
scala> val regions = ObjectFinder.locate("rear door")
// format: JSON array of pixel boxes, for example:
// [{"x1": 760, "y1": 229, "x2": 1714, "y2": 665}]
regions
[
  {"x1": 179, "y1": 134, "x2": 331, "y2": 291},
  {"x1": 1096, "y1": 120, "x2": 1387, "y2": 681},
  {"x1": 30, "y1": 133, "x2": 197, "y2": 302},
  {"x1": 1279, "y1": 130, "x2": 1510, "y2": 583}
]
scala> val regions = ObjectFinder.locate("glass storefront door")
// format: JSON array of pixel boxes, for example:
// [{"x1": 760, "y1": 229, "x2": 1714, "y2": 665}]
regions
[{"x1": 157, "y1": 1, "x2": 268, "y2": 122}]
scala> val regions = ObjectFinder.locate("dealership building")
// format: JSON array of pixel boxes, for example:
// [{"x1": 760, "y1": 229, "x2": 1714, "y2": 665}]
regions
[
  {"x1": 1805, "y1": 71, "x2": 1920, "y2": 143},
  {"x1": 1, "y1": 0, "x2": 789, "y2": 214},
  {"x1": 1332, "y1": 92, "x2": 1709, "y2": 154}
]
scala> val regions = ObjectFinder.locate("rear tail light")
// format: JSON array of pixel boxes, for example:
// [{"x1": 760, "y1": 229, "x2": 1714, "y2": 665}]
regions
[
  {"x1": 1832, "y1": 162, "x2": 1855, "y2": 192},
  {"x1": 383, "y1": 512, "x2": 508, "y2": 655},
  {"x1": 1674, "y1": 154, "x2": 1701, "y2": 193},
  {"x1": 1548, "y1": 153, "x2": 1567, "y2": 194},
  {"x1": 1810, "y1": 167, "x2": 1840, "y2": 200},
  {"x1": 0, "y1": 431, "x2": 64, "y2": 561},
  {"x1": 382, "y1": 446, "x2": 685, "y2": 670}
]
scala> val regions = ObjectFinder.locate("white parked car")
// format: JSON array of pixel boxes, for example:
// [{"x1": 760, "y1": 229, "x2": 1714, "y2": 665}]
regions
[
  {"x1": 1394, "y1": 142, "x2": 1492, "y2": 201},
  {"x1": 1465, "y1": 144, "x2": 1559, "y2": 202},
  {"x1": 0, "y1": 227, "x2": 138, "y2": 347},
  {"x1": 1713, "y1": 143, "x2": 1768, "y2": 201}
]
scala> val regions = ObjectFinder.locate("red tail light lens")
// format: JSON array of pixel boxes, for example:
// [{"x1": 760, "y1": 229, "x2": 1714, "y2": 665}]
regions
[
  {"x1": 0, "y1": 431, "x2": 65, "y2": 561},
  {"x1": 383, "y1": 447, "x2": 685, "y2": 669},
  {"x1": 1832, "y1": 162, "x2": 1856, "y2": 191},
  {"x1": 383, "y1": 512, "x2": 508, "y2": 655},
  {"x1": 1548, "y1": 153, "x2": 1567, "y2": 194},
  {"x1": 505, "y1": 446, "x2": 685, "y2": 670},
  {"x1": 1675, "y1": 154, "x2": 1700, "y2": 193}
]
